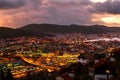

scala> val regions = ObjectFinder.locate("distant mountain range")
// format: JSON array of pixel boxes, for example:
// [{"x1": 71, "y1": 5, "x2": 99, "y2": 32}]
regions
[
  {"x1": 0, "y1": 24, "x2": 120, "y2": 39},
  {"x1": 19, "y1": 24, "x2": 120, "y2": 34},
  {"x1": 0, "y1": 26, "x2": 52, "y2": 39}
]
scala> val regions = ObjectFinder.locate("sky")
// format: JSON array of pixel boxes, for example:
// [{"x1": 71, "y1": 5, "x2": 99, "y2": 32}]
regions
[{"x1": 0, "y1": 0, "x2": 120, "y2": 28}]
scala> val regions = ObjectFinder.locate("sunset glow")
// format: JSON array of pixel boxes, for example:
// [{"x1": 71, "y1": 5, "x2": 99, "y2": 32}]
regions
[
  {"x1": 101, "y1": 16, "x2": 120, "y2": 24},
  {"x1": 91, "y1": 13, "x2": 120, "y2": 27},
  {"x1": 0, "y1": 0, "x2": 120, "y2": 28},
  {"x1": 0, "y1": 19, "x2": 4, "y2": 26}
]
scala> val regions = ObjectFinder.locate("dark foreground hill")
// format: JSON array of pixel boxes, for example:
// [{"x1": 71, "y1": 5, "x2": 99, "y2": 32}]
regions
[
  {"x1": 0, "y1": 24, "x2": 120, "y2": 39},
  {"x1": 19, "y1": 24, "x2": 120, "y2": 34},
  {"x1": 0, "y1": 27, "x2": 52, "y2": 39}
]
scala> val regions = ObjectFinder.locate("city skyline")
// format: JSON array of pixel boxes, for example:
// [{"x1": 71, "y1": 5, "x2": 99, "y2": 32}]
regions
[{"x1": 0, "y1": 0, "x2": 120, "y2": 28}]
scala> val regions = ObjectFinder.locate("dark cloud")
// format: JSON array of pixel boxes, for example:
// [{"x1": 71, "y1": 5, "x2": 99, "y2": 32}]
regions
[
  {"x1": 89, "y1": 0, "x2": 120, "y2": 14},
  {"x1": 35, "y1": 0, "x2": 92, "y2": 25},
  {"x1": 1, "y1": 0, "x2": 120, "y2": 28},
  {"x1": 0, "y1": 0, "x2": 27, "y2": 10},
  {"x1": 49, "y1": 0, "x2": 91, "y2": 6},
  {"x1": 26, "y1": 0, "x2": 43, "y2": 10}
]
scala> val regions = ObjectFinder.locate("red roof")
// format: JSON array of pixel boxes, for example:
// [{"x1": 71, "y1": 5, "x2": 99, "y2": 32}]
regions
[
  {"x1": 94, "y1": 59, "x2": 106, "y2": 68},
  {"x1": 60, "y1": 74, "x2": 73, "y2": 80}
]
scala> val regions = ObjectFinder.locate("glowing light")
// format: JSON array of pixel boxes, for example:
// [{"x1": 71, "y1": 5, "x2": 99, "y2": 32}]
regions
[
  {"x1": 106, "y1": 70, "x2": 110, "y2": 74},
  {"x1": 47, "y1": 69, "x2": 54, "y2": 72}
]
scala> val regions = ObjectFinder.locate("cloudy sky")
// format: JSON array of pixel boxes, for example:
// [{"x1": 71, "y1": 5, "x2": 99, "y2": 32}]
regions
[{"x1": 0, "y1": 0, "x2": 120, "y2": 28}]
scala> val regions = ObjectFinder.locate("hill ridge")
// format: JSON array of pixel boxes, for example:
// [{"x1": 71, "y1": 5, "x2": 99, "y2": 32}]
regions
[{"x1": 0, "y1": 24, "x2": 120, "y2": 39}]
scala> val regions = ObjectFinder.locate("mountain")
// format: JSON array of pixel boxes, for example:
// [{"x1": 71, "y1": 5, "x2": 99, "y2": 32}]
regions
[
  {"x1": 0, "y1": 27, "x2": 33, "y2": 39},
  {"x1": 0, "y1": 24, "x2": 120, "y2": 39},
  {"x1": 0, "y1": 27, "x2": 51, "y2": 39},
  {"x1": 19, "y1": 24, "x2": 120, "y2": 34}
]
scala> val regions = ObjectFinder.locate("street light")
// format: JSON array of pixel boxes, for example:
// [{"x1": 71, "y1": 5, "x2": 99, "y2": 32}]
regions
[{"x1": 106, "y1": 69, "x2": 110, "y2": 80}]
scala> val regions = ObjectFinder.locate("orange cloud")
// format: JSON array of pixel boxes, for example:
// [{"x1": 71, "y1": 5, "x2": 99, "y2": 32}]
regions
[{"x1": 92, "y1": 14, "x2": 120, "y2": 27}]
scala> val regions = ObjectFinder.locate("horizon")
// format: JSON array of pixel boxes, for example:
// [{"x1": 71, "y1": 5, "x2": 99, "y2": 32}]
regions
[
  {"x1": 0, "y1": 23, "x2": 120, "y2": 29},
  {"x1": 0, "y1": 0, "x2": 120, "y2": 28}
]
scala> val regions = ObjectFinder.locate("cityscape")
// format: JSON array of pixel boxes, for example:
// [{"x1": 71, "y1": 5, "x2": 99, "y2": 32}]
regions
[
  {"x1": 0, "y1": 0, "x2": 120, "y2": 80},
  {"x1": 0, "y1": 32, "x2": 120, "y2": 80}
]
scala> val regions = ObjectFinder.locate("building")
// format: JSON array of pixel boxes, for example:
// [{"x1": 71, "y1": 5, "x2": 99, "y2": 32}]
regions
[{"x1": 94, "y1": 60, "x2": 116, "y2": 80}]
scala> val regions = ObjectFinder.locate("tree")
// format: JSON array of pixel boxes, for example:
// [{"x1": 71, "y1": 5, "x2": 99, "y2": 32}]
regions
[
  {"x1": 112, "y1": 49, "x2": 120, "y2": 78},
  {"x1": 26, "y1": 71, "x2": 32, "y2": 80},
  {"x1": 0, "y1": 69, "x2": 6, "y2": 80},
  {"x1": 5, "y1": 69, "x2": 14, "y2": 80}
]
